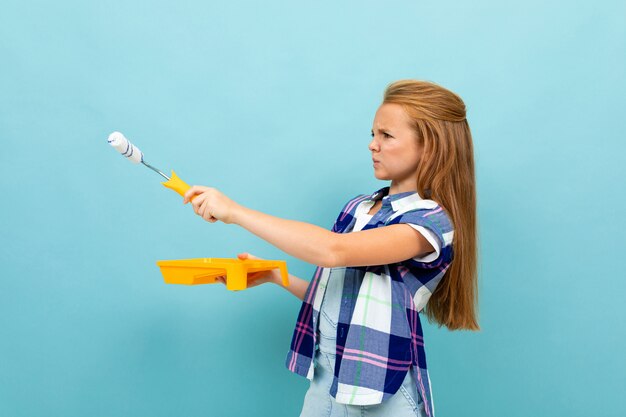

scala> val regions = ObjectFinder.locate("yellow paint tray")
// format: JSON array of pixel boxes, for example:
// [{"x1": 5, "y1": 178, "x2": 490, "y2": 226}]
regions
[{"x1": 156, "y1": 258, "x2": 289, "y2": 291}]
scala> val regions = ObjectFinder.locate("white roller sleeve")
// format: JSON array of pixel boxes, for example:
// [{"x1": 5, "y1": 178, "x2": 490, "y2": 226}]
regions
[{"x1": 107, "y1": 131, "x2": 144, "y2": 164}]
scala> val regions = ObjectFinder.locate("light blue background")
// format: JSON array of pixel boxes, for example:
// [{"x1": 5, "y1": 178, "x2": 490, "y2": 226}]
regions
[{"x1": 1, "y1": 1, "x2": 624, "y2": 416}]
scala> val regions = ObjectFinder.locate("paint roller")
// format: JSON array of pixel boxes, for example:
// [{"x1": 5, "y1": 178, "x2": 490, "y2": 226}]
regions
[{"x1": 107, "y1": 131, "x2": 196, "y2": 200}]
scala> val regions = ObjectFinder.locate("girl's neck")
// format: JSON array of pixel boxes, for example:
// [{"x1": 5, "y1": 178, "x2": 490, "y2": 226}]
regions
[{"x1": 388, "y1": 181, "x2": 418, "y2": 196}]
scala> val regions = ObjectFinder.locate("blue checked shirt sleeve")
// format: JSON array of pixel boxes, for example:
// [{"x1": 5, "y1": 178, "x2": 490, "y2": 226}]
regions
[{"x1": 386, "y1": 206, "x2": 455, "y2": 269}]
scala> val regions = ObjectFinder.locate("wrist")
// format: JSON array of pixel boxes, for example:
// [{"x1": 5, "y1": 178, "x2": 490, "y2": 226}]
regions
[
  {"x1": 270, "y1": 269, "x2": 282, "y2": 285},
  {"x1": 231, "y1": 203, "x2": 247, "y2": 225}
]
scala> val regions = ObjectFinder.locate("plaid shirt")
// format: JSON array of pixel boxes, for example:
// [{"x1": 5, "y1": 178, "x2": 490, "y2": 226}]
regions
[{"x1": 285, "y1": 186, "x2": 454, "y2": 417}]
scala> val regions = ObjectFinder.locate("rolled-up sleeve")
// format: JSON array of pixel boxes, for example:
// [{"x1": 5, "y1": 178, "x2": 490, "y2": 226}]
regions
[{"x1": 386, "y1": 206, "x2": 454, "y2": 269}]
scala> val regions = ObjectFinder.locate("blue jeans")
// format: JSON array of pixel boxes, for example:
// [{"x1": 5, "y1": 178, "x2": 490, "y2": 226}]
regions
[{"x1": 299, "y1": 268, "x2": 426, "y2": 417}]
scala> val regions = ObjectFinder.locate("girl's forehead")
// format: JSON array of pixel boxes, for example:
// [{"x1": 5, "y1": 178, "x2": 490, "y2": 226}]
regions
[{"x1": 373, "y1": 103, "x2": 410, "y2": 128}]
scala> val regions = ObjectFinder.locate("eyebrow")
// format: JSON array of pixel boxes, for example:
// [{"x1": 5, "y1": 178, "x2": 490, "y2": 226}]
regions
[{"x1": 371, "y1": 128, "x2": 392, "y2": 134}]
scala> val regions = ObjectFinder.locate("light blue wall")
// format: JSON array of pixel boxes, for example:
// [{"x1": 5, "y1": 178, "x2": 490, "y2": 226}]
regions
[{"x1": 1, "y1": 1, "x2": 624, "y2": 416}]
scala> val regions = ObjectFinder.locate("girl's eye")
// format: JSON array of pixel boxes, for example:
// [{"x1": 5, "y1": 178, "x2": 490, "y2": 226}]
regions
[{"x1": 370, "y1": 132, "x2": 392, "y2": 138}]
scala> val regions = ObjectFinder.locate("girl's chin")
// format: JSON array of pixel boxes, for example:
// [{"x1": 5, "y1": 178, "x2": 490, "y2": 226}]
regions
[{"x1": 374, "y1": 172, "x2": 389, "y2": 180}]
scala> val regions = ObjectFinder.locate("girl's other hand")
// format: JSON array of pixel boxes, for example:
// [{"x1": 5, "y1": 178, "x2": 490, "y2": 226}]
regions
[{"x1": 214, "y1": 252, "x2": 280, "y2": 288}]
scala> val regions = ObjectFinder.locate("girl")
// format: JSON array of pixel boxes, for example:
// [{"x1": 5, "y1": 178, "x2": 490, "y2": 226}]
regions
[{"x1": 182, "y1": 79, "x2": 479, "y2": 417}]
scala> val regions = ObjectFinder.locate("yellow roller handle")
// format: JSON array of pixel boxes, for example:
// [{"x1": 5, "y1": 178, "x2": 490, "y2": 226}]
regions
[{"x1": 161, "y1": 170, "x2": 197, "y2": 201}]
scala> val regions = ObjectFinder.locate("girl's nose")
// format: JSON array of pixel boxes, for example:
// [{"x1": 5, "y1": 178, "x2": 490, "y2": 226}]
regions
[{"x1": 368, "y1": 138, "x2": 379, "y2": 152}]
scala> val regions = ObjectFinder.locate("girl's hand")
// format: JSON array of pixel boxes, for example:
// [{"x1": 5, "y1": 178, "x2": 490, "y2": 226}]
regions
[
  {"x1": 182, "y1": 186, "x2": 241, "y2": 224},
  {"x1": 214, "y1": 252, "x2": 280, "y2": 288}
]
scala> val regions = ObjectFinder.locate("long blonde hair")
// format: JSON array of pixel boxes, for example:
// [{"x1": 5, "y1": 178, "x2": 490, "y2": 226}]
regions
[{"x1": 383, "y1": 79, "x2": 480, "y2": 331}]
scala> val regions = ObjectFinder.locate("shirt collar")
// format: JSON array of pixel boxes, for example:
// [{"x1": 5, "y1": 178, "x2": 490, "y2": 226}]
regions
[{"x1": 367, "y1": 186, "x2": 437, "y2": 212}]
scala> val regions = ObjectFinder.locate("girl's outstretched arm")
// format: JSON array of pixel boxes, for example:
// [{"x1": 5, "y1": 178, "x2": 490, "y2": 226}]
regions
[{"x1": 182, "y1": 186, "x2": 435, "y2": 269}]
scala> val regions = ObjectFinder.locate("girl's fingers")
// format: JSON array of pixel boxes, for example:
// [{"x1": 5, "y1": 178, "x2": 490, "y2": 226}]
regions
[
  {"x1": 199, "y1": 198, "x2": 208, "y2": 217},
  {"x1": 238, "y1": 252, "x2": 261, "y2": 260},
  {"x1": 191, "y1": 189, "x2": 212, "y2": 210},
  {"x1": 247, "y1": 277, "x2": 264, "y2": 288},
  {"x1": 247, "y1": 272, "x2": 262, "y2": 280},
  {"x1": 198, "y1": 197, "x2": 218, "y2": 223},
  {"x1": 200, "y1": 198, "x2": 217, "y2": 222},
  {"x1": 191, "y1": 193, "x2": 205, "y2": 213},
  {"x1": 183, "y1": 186, "x2": 202, "y2": 203}
]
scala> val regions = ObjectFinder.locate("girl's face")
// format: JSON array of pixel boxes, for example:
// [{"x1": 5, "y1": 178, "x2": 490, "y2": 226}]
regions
[{"x1": 369, "y1": 103, "x2": 422, "y2": 191}]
